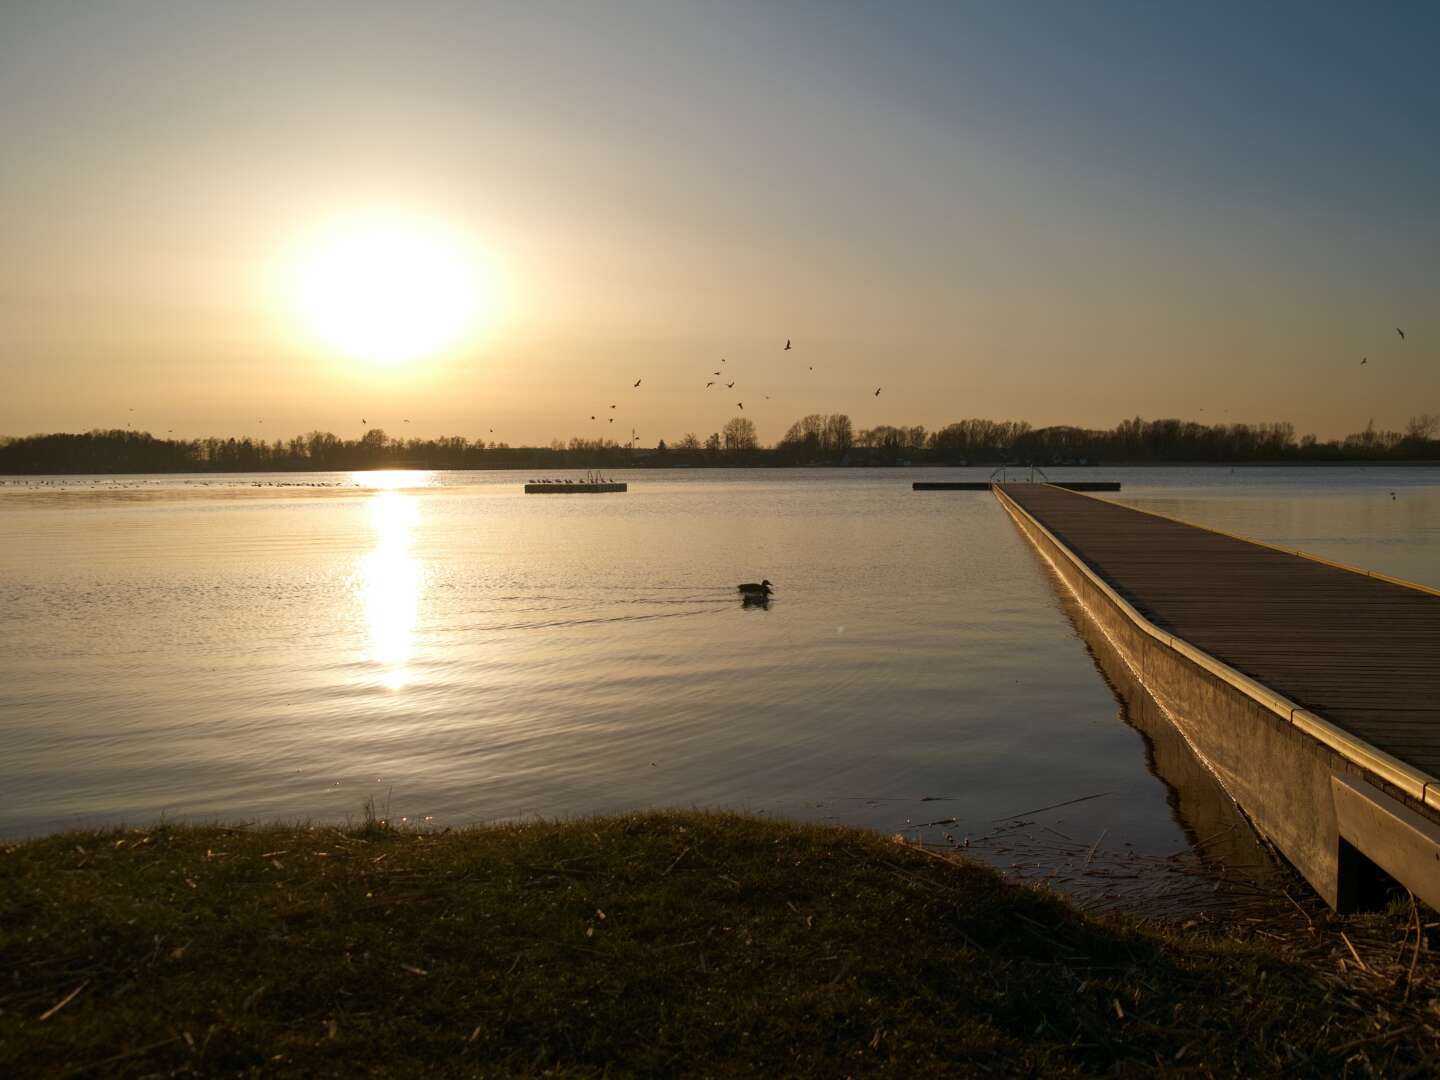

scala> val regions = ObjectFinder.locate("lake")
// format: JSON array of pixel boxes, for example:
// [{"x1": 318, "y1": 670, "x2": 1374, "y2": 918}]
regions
[{"x1": 3, "y1": 466, "x2": 1437, "y2": 891}]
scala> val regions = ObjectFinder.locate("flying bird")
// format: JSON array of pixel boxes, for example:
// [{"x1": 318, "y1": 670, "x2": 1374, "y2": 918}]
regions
[
  {"x1": 706, "y1": 381, "x2": 715, "y2": 388},
  {"x1": 608, "y1": 418, "x2": 614, "y2": 423},
  {"x1": 737, "y1": 402, "x2": 744, "y2": 410},
  {"x1": 874, "y1": 387, "x2": 882, "y2": 397},
  {"x1": 721, "y1": 357, "x2": 727, "y2": 363},
  {"x1": 591, "y1": 415, "x2": 596, "y2": 420},
  {"x1": 808, "y1": 365, "x2": 813, "y2": 371},
  {"x1": 1397, "y1": 328, "x2": 1406, "y2": 341},
  {"x1": 362, "y1": 418, "x2": 367, "y2": 424},
  {"x1": 784, "y1": 339, "x2": 791, "y2": 351},
  {"x1": 713, "y1": 371, "x2": 721, "y2": 376},
  {"x1": 634, "y1": 379, "x2": 642, "y2": 387},
  {"x1": 1361, "y1": 358, "x2": 1368, "y2": 365},
  {"x1": 403, "y1": 419, "x2": 411, "y2": 423},
  {"x1": 610, "y1": 404, "x2": 617, "y2": 409},
  {"x1": 726, "y1": 381, "x2": 735, "y2": 388}
]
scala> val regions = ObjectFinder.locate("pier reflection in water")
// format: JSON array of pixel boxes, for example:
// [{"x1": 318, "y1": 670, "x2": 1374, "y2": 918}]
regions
[{"x1": 950, "y1": 546, "x2": 1295, "y2": 919}]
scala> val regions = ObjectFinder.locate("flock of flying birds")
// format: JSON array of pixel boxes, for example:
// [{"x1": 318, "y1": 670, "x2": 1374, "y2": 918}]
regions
[
  {"x1": 586, "y1": 338, "x2": 881, "y2": 443},
  {"x1": 132, "y1": 327, "x2": 1416, "y2": 443},
  {"x1": 135, "y1": 337, "x2": 878, "y2": 443},
  {"x1": 1361, "y1": 327, "x2": 1407, "y2": 366}
]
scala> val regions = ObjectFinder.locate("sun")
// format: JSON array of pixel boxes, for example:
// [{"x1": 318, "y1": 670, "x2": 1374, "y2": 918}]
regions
[{"x1": 289, "y1": 214, "x2": 493, "y2": 364}]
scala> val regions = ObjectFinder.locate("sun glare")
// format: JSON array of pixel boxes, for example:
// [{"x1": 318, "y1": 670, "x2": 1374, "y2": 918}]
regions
[{"x1": 289, "y1": 215, "x2": 493, "y2": 364}]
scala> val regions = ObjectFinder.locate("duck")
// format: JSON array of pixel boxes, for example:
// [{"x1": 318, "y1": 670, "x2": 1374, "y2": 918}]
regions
[{"x1": 737, "y1": 579, "x2": 773, "y2": 597}]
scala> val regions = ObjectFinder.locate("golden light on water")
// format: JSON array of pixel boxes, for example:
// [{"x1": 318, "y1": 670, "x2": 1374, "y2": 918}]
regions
[
  {"x1": 287, "y1": 214, "x2": 497, "y2": 364},
  {"x1": 357, "y1": 469, "x2": 436, "y2": 491},
  {"x1": 361, "y1": 490, "x2": 422, "y2": 690}
]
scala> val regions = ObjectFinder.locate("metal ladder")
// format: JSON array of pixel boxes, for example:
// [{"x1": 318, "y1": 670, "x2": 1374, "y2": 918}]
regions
[{"x1": 989, "y1": 463, "x2": 1051, "y2": 484}]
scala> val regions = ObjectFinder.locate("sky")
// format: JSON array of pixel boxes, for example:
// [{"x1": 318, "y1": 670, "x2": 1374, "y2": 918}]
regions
[{"x1": 1, "y1": 1, "x2": 1436, "y2": 445}]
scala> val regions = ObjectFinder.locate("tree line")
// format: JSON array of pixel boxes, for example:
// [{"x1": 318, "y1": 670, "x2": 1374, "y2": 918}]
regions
[{"x1": 1, "y1": 413, "x2": 1437, "y2": 473}]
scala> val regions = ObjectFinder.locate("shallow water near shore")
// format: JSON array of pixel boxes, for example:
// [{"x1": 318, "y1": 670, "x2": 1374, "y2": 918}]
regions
[{"x1": 3, "y1": 465, "x2": 1438, "y2": 897}]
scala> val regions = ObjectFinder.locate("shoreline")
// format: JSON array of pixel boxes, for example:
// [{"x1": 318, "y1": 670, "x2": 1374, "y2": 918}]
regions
[
  {"x1": 5, "y1": 459, "x2": 1440, "y2": 478},
  {"x1": 3, "y1": 811, "x2": 1436, "y2": 1075}
]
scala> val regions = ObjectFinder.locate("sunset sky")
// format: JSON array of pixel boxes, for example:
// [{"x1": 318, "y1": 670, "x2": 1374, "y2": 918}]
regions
[{"x1": 2, "y1": 1, "x2": 1436, "y2": 445}]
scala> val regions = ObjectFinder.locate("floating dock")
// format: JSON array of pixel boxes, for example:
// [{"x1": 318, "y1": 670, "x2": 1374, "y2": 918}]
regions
[
  {"x1": 913, "y1": 481, "x2": 1121, "y2": 492},
  {"x1": 524, "y1": 482, "x2": 627, "y2": 494},
  {"x1": 994, "y1": 483, "x2": 1440, "y2": 912}
]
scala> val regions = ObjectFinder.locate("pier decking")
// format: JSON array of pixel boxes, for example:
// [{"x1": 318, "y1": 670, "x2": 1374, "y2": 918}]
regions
[
  {"x1": 913, "y1": 481, "x2": 1121, "y2": 491},
  {"x1": 524, "y1": 482, "x2": 627, "y2": 494},
  {"x1": 995, "y1": 483, "x2": 1440, "y2": 911}
]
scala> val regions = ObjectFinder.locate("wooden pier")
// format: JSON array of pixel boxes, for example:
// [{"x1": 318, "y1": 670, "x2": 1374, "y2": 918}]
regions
[
  {"x1": 524, "y1": 482, "x2": 627, "y2": 494},
  {"x1": 995, "y1": 483, "x2": 1440, "y2": 911},
  {"x1": 913, "y1": 481, "x2": 1121, "y2": 491}
]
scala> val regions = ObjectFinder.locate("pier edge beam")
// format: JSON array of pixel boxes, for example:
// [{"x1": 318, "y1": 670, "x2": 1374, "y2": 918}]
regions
[{"x1": 1333, "y1": 774, "x2": 1440, "y2": 914}]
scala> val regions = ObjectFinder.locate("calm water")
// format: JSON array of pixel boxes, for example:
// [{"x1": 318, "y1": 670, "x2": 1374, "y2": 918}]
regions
[{"x1": 3, "y1": 466, "x2": 1437, "y2": 879}]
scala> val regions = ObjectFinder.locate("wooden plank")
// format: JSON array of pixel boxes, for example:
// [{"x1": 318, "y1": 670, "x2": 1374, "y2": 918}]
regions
[
  {"x1": 913, "y1": 481, "x2": 1122, "y2": 492},
  {"x1": 999, "y1": 484, "x2": 1440, "y2": 779}
]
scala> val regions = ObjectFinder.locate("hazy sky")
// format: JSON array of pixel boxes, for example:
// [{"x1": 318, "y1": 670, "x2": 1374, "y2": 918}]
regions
[{"x1": 2, "y1": 1, "x2": 1436, "y2": 444}]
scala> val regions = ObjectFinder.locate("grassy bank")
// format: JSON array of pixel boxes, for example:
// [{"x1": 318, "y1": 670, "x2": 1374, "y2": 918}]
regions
[{"x1": 2, "y1": 812, "x2": 1436, "y2": 1076}]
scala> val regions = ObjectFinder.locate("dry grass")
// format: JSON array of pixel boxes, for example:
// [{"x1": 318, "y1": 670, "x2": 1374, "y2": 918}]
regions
[{"x1": 3, "y1": 810, "x2": 1439, "y2": 1076}]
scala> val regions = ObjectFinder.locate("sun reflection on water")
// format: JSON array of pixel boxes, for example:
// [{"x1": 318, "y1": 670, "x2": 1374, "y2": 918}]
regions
[
  {"x1": 353, "y1": 469, "x2": 436, "y2": 491},
  {"x1": 360, "y1": 490, "x2": 422, "y2": 690}
]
